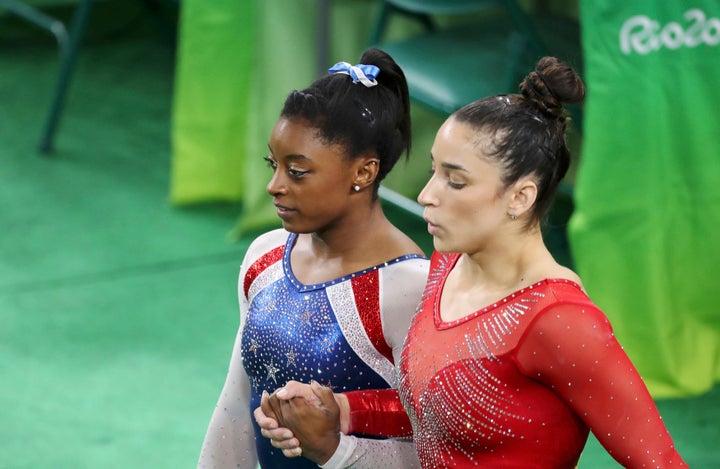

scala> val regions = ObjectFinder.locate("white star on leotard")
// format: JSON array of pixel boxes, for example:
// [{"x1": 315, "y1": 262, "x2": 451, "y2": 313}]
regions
[
  {"x1": 285, "y1": 349, "x2": 298, "y2": 368},
  {"x1": 265, "y1": 361, "x2": 280, "y2": 384},
  {"x1": 248, "y1": 338, "x2": 260, "y2": 356}
]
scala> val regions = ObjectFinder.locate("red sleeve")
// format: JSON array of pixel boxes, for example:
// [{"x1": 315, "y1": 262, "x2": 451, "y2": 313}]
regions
[
  {"x1": 344, "y1": 389, "x2": 412, "y2": 438},
  {"x1": 516, "y1": 303, "x2": 688, "y2": 468}
]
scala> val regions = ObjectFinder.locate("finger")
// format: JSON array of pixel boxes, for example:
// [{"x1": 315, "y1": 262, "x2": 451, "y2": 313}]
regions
[
  {"x1": 267, "y1": 435, "x2": 300, "y2": 450},
  {"x1": 254, "y1": 401, "x2": 278, "y2": 430},
  {"x1": 282, "y1": 446, "x2": 303, "y2": 458},
  {"x1": 267, "y1": 394, "x2": 287, "y2": 426},
  {"x1": 260, "y1": 391, "x2": 278, "y2": 422},
  {"x1": 254, "y1": 407, "x2": 277, "y2": 429},
  {"x1": 260, "y1": 426, "x2": 295, "y2": 441}
]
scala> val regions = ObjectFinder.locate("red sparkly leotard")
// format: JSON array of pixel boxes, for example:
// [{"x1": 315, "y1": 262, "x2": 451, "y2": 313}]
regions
[{"x1": 396, "y1": 252, "x2": 687, "y2": 468}]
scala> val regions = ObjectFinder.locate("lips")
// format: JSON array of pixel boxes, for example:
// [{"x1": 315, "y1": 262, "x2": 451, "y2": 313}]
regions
[
  {"x1": 274, "y1": 202, "x2": 296, "y2": 220},
  {"x1": 424, "y1": 216, "x2": 439, "y2": 235}
]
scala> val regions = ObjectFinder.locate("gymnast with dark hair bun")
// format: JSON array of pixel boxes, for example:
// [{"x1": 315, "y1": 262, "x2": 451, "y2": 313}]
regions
[{"x1": 257, "y1": 56, "x2": 688, "y2": 468}]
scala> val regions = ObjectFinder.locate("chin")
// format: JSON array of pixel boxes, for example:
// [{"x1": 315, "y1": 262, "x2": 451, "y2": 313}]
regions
[
  {"x1": 434, "y1": 235, "x2": 468, "y2": 254},
  {"x1": 281, "y1": 221, "x2": 316, "y2": 235},
  {"x1": 280, "y1": 220, "x2": 300, "y2": 233},
  {"x1": 432, "y1": 238, "x2": 452, "y2": 253}
]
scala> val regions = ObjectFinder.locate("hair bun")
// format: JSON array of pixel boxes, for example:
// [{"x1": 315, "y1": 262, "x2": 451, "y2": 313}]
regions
[{"x1": 520, "y1": 56, "x2": 585, "y2": 119}]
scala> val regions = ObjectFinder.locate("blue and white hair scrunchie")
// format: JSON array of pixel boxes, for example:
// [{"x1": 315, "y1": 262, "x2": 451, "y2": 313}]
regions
[{"x1": 328, "y1": 62, "x2": 380, "y2": 87}]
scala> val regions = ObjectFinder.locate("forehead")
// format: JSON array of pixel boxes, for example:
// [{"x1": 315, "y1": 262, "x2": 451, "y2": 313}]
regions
[
  {"x1": 270, "y1": 118, "x2": 348, "y2": 161},
  {"x1": 432, "y1": 119, "x2": 492, "y2": 161}
]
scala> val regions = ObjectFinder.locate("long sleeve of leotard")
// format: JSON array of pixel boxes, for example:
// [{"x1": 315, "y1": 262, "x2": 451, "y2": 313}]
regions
[
  {"x1": 197, "y1": 292, "x2": 257, "y2": 468},
  {"x1": 197, "y1": 327, "x2": 256, "y2": 468},
  {"x1": 515, "y1": 303, "x2": 688, "y2": 468},
  {"x1": 197, "y1": 233, "x2": 284, "y2": 468}
]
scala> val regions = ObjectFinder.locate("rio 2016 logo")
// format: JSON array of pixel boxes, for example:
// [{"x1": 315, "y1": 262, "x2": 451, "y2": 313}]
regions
[{"x1": 620, "y1": 8, "x2": 720, "y2": 55}]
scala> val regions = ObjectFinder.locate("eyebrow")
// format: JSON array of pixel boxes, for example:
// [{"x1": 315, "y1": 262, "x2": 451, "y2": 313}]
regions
[
  {"x1": 429, "y1": 153, "x2": 468, "y2": 172},
  {"x1": 442, "y1": 161, "x2": 468, "y2": 172},
  {"x1": 267, "y1": 144, "x2": 311, "y2": 162}
]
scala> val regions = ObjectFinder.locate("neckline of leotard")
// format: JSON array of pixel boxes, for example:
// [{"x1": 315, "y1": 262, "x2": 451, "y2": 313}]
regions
[{"x1": 283, "y1": 232, "x2": 426, "y2": 293}]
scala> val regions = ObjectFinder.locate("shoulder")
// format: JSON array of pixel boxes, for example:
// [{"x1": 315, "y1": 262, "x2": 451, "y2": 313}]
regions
[
  {"x1": 239, "y1": 229, "x2": 290, "y2": 299},
  {"x1": 517, "y1": 279, "x2": 612, "y2": 342},
  {"x1": 378, "y1": 256, "x2": 429, "y2": 313},
  {"x1": 543, "y1": 279, "x2": 593, "y2": 306},
  {"x1": 382, "y1": 255, "x2": 430, "y2": 279},
  {"x1": 527, "y1": 287, "x2": 614, "y2": 345},
  {"x1": 379, "y1": 255, "x2": 430, "y2": 299},
  {"x1": 549, "y1": 264, "x2": 583, "y2": 288},
  {"x1": 243, "y1": 228, "x2": 290, "y2": 266}
]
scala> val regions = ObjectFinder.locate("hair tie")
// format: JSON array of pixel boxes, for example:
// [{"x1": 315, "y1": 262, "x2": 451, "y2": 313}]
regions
[{"x1": 328, "y1": 62, "x2": 380, "y2": 87}]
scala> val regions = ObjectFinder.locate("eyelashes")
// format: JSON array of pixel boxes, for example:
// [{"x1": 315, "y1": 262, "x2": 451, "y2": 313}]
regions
[
  {"x1": 263, "y1": 155, "x2": 309, "y2": 179},
  {"x1": 428, "y1": 166, "x2": 466, "y2": 190},
  {"x1": 263, "y1": 155, "x2": 277, "y2": 169}
]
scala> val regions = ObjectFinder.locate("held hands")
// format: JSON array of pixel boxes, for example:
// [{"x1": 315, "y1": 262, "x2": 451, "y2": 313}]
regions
[
  {"x1": 254, "y1": 380, "x2": 347, "y2": 465},
  {"x1": 254, "y1": 381, "x2": 322, "y2": 458},
  {"x1": 254, "y1": 392, "x2": 302, "y2": 458}
]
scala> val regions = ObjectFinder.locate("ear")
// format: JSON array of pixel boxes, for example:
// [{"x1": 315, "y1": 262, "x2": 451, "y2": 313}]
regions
[
  {"x1": 507, "y1": 177, "x2": 538, "y2": 218},
  {"x1": 352, "y1": 157, "x2": 380, "y2": 190}
]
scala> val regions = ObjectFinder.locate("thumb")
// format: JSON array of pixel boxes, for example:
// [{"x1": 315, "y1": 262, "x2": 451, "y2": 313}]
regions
[
  {"x1": 310, "y1": 380, "x2": 335, "y2": 408},
  {"x1": 277, "y1": 380, "x2": 317, "y2": 402}
]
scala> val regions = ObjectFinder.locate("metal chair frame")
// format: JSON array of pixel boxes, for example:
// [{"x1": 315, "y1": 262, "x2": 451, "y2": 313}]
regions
[{"x1": 1, "y1": 0, "x2": 176, "y2": 154}]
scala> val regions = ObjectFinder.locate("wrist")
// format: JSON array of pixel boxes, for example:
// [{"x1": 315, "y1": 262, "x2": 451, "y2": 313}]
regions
[
  {"x1": 313, "y1": 432, "x2": 341, "y2": 466},
  {"x1": 318, "y1": 433, "x2": 356, "y2": 469},
  {"x1": 335, "y1": 393, "x2": 350, "y2": 434}
]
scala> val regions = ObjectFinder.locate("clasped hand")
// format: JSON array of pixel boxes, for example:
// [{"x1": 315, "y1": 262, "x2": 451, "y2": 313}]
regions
[{"x1": 254, "y1": 380, "x2": 346, "y2": 465}]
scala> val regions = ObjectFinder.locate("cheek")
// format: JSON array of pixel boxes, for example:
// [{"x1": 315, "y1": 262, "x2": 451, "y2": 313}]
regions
[
  {"x1": 303, "y1": 187, "x2": 347, "y2": 214},
  {"x1": 451, "y1": 195, "x2": 501, "y2": 235}
]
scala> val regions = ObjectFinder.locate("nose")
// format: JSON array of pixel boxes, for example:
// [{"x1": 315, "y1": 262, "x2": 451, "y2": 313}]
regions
[
  {"x1": 417, "y1": 175, "x2": 437, "y2": 207},
  {"x1": 266, "y1": 170, "x2": 286, "y2": 196}
]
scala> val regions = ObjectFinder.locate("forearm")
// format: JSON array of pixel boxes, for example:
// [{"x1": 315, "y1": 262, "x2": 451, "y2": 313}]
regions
[
  {"x1": 319, "y1": 433, "x2": 419, "y2": 469},
  {"x1": 344, "y1": 389, "x2": 412, "y2": 437},
  {"x1": 199, "y1": 402, "x2": 257, "y2": 468},
  {"x1": 198, "y1": 331, "x2": 257, "y2": 467}
]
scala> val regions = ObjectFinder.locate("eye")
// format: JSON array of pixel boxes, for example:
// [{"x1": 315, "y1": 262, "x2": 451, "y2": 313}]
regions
[
  {"x1": 447, "y1": 170, "x2": 466, "y2": 189},
  {"x1": 288, "y1": 168, "x2": 309, "y2": 179},
  {"x1": 263, "y1": 155, "x2": 277, "y2": 170}
]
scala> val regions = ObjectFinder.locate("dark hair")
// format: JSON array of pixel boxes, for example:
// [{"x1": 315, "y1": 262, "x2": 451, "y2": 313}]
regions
[
  {"x1": 452, "y1": 56, "x2": 585, "y2": 224},
  {"x1": 279, "y1": 48, "x2": 412, "y2": 191}
]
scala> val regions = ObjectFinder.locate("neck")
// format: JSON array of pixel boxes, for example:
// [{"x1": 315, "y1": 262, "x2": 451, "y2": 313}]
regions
[
  {"x1": 307, "y1": 201, "x2": 386, "y2": 260},
  {"x1": 459, "y1": 227, "x2": 550, "y2": 292}
]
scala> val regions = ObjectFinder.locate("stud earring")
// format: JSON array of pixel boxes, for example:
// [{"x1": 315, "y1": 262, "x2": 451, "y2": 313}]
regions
[
  {"x1": 508, "y1": 212, "x2": 517, "y2": 220},
  {"x1": 353, "y1": 185, "x2": 360, "y2": 192}
]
